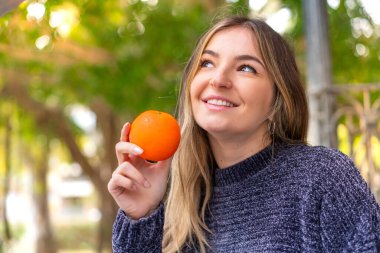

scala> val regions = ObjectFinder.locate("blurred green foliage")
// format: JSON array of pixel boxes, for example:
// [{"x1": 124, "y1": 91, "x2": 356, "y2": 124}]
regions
[
  {"x1": 1, "y1": 0, "x2": 380, "y2": 252},
  {"x1": 1, "y1": 0, "x2": 379, "y2": 118}
]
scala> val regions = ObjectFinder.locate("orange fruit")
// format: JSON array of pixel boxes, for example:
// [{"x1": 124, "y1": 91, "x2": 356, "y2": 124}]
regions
[{"x1": 129, "y1": 110, "x2": 181, "y2": 162}]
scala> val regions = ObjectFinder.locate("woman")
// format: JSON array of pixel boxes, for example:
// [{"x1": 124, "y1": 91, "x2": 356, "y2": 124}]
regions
[{"x1": 108, "y1": 16, "x2": 380, "y2": 252}]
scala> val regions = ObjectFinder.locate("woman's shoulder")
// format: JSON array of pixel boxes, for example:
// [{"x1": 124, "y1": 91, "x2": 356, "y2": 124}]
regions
[
  {"x1": 277, "y1": 143, "x2": 375, "y2": 197},
  {"x1": 279, "y1": 143, "x2": 354, "y2": 168},
  {"x1": 275, "y1": 143, "x2": 380, "y2": 246},
  {"x1": 276, "y1": 143, "x2": 363, "y2": 186}
]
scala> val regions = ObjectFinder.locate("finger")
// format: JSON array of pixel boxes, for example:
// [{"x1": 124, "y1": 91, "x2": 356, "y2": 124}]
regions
[
  {"x1": 115, "y1": 141, "x2": 144, "y2": 165},
  {"x1": 109, "y1": 173, "x2": 137, "y2": 191},
  {"x1": 116, "y1": 123, "x2": 131, "y2": 164},
  {"x1": 118, "y1": 162, "x2": 151, "y2": 188},
  {"x1": 120, "y1": 122, "x2": 130, "y2": 142},
  {"x1": 129, "y1": 153, "x2": 150, "y2": 167}
]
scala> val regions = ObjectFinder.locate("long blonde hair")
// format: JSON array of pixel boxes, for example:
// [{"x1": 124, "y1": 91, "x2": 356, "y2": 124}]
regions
[{"x1": 163, "y1": 16, "x2": 308, "y2": 253}]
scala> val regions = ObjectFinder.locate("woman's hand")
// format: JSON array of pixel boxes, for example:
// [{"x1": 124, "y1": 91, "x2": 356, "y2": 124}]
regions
[{"x1": 108, "y1": 122, "x2": 171, "y2": 220}]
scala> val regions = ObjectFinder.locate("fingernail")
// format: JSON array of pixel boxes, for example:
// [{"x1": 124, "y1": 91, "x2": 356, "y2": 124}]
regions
[
  {"x1": 133, "y1": 146, "x2": 143, "y2": 154},
  {"x1": 143, "y1": 180, "x2": 151, "y2": 188}
]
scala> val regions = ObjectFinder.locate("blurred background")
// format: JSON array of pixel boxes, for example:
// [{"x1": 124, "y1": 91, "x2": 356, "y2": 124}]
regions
[{"x1": 0, "y1": 0, "x2": 379, "y2": 252}]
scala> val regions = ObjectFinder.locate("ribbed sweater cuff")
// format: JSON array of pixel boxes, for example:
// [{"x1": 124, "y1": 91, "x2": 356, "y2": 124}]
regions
[{"x1": 112, "y1": 203, "x2": 164, "y2": 253}]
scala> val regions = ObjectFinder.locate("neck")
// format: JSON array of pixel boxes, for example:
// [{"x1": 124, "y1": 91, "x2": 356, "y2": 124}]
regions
[{"x1": 209, "y1": 132, "x2": 270, "y2": 169}]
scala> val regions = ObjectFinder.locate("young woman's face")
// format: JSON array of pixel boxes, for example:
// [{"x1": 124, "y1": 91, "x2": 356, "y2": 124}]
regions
[{"x1": 190, "y1": 26, "x2": 274, "y2": 142}]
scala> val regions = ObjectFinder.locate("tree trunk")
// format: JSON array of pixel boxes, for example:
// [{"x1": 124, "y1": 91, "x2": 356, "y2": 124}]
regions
[
  {"x1": 90, "y1": 98, "x2": 120, "y2": 253},
  {"x1": 1, "y1": 78, "x2": 119, "y2": 252},
  {"x1": 1, "y1": 105, "x2": 12, "y2": 244},
  {"x1": 96, "y1": 190, "x2": 119, "y2": 253},
  {"x1": 0, "y1": 0, "x2": 25, "y2": 16},
  {"x1": 302, "y1": 0, "x2": 335, "y2": 147},
  {"x1": 29, "y1": 137, "x2": 57, "y2": 253}
]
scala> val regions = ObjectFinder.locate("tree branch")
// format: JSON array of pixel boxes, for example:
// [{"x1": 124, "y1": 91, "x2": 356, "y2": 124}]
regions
[
  {"x1": 0, "y1": 0, "x2": 24, "y2": 16},
  {"x1": 0, "y1": 79, "x2": 104, "y2": 190},
  {"x1": 0, "y1": 41, "x2": 115, "y2": 66}
]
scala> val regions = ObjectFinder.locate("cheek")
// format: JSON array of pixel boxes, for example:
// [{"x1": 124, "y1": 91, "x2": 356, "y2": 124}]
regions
[
  {"x1": 244, "y1": 84, "x2": 274, "y2": 112},
  {"x1": 261, "y1": 91, "x2": 275, "y2": 115},
  {"x1": 189, "y1": 78, "x2": 203, "y2": 103}
]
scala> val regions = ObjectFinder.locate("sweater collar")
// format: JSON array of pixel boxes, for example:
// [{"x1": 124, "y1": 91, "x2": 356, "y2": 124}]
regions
[{"x1": 212, "y1": 144, "x2": 275, "y2": 187}]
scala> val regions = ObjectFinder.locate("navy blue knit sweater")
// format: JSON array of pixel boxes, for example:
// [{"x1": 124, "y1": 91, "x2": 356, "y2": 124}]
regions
[{"x1": 112, "y1": 143, "x2": 380, "y2": 252}]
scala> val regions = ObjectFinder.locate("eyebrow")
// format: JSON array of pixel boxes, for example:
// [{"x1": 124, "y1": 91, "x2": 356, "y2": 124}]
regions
[{"x1": 202, "y1": 49, "x2": 265, "y2": 68}]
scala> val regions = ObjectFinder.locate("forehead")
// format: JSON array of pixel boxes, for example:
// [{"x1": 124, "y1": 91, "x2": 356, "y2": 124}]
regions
[{"x1": 205, "y1": 26, "x2": 260, "y2": 54}]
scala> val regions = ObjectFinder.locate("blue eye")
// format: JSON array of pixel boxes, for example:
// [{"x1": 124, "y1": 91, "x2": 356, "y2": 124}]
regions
[
  {"x1": 239, "y1": 65, "x2": 257, "y2": 74},
  {"x1": 200, "y1": 60, "x2": 213, "y2": 68}
]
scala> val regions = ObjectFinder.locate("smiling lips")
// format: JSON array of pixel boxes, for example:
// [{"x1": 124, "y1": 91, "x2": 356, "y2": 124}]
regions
[{"x1": 204, "y1": 98, "x2": 237, "y2": 108}]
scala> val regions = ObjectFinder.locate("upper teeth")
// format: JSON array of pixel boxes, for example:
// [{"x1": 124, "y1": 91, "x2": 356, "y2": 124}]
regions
[{"x1": 207, "y1": 99, "x2": 234, "y2": 107}]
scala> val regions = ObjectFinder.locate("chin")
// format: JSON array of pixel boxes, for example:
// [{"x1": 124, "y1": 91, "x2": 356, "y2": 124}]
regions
[
  {"x1": 195, "y1": 115, "x2": 233, "y2": 133},
  {"x1": 201, "y1": 123, "x2": 230, "y2": 135}
]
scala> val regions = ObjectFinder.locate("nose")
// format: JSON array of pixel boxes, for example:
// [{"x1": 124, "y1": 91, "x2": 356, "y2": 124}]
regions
[{"x1": 209, "y1": 68, "x2": 232, "y2": 88}]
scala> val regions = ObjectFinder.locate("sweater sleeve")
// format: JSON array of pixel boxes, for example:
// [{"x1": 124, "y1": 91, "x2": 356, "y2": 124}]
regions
[
  {"x1": 112, "y1": 203, "x2": 165, "y2": 253},
  {"x1": 318, "y1": 149, "x2": 380, "y2": 252}
]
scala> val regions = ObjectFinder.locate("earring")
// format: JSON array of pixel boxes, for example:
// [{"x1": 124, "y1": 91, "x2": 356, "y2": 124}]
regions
[
  {"x1": 268, "y1": 120, "x2": 276, "y2": 158},
  {"x1": 268, "y1": 120, "x2": 276, "y2": 136},
  {"x1": 268, "y1": 120, "x2": 276, "y2": 135}
]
